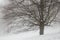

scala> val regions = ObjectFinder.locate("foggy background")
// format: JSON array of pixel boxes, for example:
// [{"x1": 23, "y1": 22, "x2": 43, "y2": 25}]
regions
[{"x1": 0, "y1": 0, "x2": 10, "y2": 35}]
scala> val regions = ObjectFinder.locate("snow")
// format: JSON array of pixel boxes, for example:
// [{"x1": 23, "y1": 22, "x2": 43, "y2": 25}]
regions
[{"x1": 0, "y1": 22, "x2": 60, "y2": 40}]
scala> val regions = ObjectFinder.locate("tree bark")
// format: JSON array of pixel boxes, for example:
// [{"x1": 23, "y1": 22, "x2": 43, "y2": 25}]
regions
[
  {"x1": 39, "y1": 0, "x2": 44, "y2": 35},
  {"x1": 40, "y1": 22, "x2": 44, "y2": 35}
]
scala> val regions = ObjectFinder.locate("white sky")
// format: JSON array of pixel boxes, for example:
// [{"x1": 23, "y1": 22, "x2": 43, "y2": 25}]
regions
[
  {"x1": 0, "y1": 0, "x2": 9, "y2": 18},
  {"x1": 0, "y1": 0, "x2": 10, "y2": 17},
  {"x1": 0, "y1": 0, "x2": 9, "y2": 7}
]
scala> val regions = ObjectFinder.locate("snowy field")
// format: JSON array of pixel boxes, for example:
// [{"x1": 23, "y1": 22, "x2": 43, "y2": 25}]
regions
[{"x1": 0, "y1": 22, "x2": 60, "y2": 40}]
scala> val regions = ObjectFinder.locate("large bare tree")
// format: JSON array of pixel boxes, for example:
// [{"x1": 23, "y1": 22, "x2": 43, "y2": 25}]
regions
[{"x1": 3, "y1": 0, "x2": 60, "y2": 35}]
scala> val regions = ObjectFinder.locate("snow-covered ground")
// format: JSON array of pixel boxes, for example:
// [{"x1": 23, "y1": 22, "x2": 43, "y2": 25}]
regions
[{"x1": 0, "y1": 22, "x2": 60, "y2": 40}]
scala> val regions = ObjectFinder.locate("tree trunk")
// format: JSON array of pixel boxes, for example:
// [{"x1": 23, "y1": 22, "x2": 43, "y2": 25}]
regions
[
  {"x1": 39, "y1": 22, "x2": 44, "y2": 35},
  {"x1": 39, "y1": 0, "x2": 44, "y2": 35}
]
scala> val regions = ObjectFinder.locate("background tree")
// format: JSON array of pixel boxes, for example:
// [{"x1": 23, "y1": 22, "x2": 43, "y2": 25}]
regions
[{"x1": 2, "y1": 0, "x2": 60, "y2": 35}]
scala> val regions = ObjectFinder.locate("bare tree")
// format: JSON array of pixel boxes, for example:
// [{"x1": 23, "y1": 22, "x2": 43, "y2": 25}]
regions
[{"x1": 2, "y1": 0, "x2": 60, "y2": 35}]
